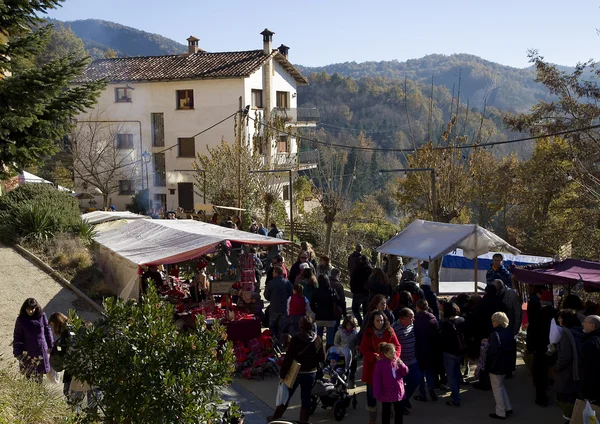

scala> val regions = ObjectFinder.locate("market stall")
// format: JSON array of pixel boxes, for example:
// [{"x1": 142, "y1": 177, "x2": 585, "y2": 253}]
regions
[
  {"x1": 93, "y1": 219, "x2": 289, "y2": 343},
  {"x1": 82, "y1": 210, "x2": 150, "y2": 225},
  {"x1": 512, "y1": 259, "x2": 600, "y2": 290},
  {"x1": 377, "y1": 219, "x2": 521, "y2": 293}
]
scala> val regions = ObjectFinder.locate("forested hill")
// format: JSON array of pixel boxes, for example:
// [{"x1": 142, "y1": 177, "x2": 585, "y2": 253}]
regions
[
  {"x1": 298, "y1": 54, "x2": 559, "y2": 113},
  {"x1": 49, "y1": 19, "x2": 186, "y2": 59}
]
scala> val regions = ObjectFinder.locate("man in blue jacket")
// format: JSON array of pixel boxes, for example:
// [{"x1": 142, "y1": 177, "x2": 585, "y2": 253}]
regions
[
  {"x1": 264, "y1": 266, "x2": 292, "y2": 339},
  {"x1": 486, "y1": 254, "x2": 512, "y2": 288}
]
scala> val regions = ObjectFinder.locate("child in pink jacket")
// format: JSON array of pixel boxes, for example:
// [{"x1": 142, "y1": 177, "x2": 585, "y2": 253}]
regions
[{"x1": 372, "y1": 342, "x2": 409, "y2": 424}]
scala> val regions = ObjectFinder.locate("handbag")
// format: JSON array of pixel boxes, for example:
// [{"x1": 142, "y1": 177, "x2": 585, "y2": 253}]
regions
[
  {"x1": 331, "y1": 288, "x2": 343, "y2": 320},
  {"x1": 283, "y1": 341, "x2": 314, "y2": 389},
  {"x1": 275, "y1": 381, "x2": 290, "y2": 406}
]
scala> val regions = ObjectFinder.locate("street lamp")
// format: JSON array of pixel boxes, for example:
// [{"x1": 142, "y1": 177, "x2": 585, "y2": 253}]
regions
[
  {"x1": 141, "y1": 151, "x2": 152, "y2": 213},
  {"x1": 379, "y1": 167, "x2": 439, "y2": 292}
]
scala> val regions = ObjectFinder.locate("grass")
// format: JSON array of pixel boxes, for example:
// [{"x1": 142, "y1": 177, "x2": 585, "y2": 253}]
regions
[{"x1": 0, "y1": 357, "x2": 76, "y2": 424}]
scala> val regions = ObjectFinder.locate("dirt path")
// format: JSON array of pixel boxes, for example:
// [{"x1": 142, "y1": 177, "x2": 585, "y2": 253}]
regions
[{"x1": 0, "y1": 244, "x2": 100, "y2": 360}]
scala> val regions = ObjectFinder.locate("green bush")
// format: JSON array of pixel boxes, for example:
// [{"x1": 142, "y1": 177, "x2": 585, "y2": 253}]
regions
[
  {"x1": 0, "y1": 356, "x2": 76, "y2": 423},
  {"x1": 126, "y1": 189, "x2": 149, "y2": 215},
  {"x1": 0, "y1": 184, "x2": 81, "y2": 243},
  {"x1": 66, "y1": 286, "x2": 235, "y2": 423}
]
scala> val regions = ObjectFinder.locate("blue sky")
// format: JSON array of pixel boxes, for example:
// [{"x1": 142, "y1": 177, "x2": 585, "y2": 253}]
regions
[{"x1": 47, "y1": 0, "x2": 599, "y2": 68}]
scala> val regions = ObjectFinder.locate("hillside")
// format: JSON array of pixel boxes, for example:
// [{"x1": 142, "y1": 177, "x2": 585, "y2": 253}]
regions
[
  {"x1": 50, "y1": 19, "x2": 186, "y2": 59},
  {"x1": 298, "y1": 54, "x2": 557, "y2": 113}
]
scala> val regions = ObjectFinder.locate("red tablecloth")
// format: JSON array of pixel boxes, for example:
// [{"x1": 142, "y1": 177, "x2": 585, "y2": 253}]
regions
[{"x1": 225, "y1": 318, "x2": 261, "y2": 343}]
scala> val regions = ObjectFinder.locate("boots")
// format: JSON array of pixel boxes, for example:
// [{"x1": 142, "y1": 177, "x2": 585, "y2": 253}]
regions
[
  {"x1": 299, "y1": 407, "x2": 311, "y2": 422},
  {"x1": 267, "y1": 405, "x2": 287, "y2": 422},
  {"x1": 368, "y1": 409, "x2": 377, "y2": 424}
]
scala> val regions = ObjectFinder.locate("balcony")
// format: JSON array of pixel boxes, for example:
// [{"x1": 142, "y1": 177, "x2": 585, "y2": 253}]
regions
[
  {"x1": 272, "y1": 108, "x2": 319, "y2": 127},
  {"x1": 299, "y1": 149, "x2": 319, "y2": 165}
]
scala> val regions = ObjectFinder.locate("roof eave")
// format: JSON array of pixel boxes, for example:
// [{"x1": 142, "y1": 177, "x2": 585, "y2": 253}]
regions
[
  {"x1": 70, "y1": 75, "x2": 247, "y2": 85},
  {"x1": 273, "y1": 52, "x2": 309, "y2": 85}
]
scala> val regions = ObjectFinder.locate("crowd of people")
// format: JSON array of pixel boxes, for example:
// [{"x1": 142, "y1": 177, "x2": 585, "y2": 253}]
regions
[{"x1": 262, "y1": 246, "x2": 600, "y2": 424}]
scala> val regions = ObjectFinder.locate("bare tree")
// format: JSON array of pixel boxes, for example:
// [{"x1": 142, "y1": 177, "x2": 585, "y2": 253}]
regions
[{"x1": 70, "y1": 113, "x2": 140, "y2": 209}]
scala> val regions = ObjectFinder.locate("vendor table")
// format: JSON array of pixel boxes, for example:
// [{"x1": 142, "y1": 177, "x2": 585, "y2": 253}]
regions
[{"x1": 225, "y1": 318, "x2": 261, "y2": 343}]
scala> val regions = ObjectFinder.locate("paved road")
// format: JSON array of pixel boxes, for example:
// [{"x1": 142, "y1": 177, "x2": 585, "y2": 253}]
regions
[{"x1": 0, "y1": 245, "x2": 99, "y2": 361}]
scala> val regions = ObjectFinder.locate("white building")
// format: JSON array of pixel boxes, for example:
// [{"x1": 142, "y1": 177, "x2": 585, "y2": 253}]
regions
[{"x1": 72, "y1": 29, "x2": 318, "y2": 212}]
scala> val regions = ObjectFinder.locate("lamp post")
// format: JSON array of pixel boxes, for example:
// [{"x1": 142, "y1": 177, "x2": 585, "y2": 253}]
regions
[
  {"x1": 379, "y1": 167, "x2": 439, "y2": 292},
  {"x1": 141, "y1": 151, "x2": 152, "y2": 213},
  {"x1": 250, "y1": 169, "x2": 294, "y2": 260}
]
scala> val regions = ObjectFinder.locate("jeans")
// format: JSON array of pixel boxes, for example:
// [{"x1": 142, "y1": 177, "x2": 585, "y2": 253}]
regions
[
  {"x1": 366, "y1": 383, "x2": 377, "y2": 409},
  {"x1": 400, "y1": 362, "x2": 421, "y2": 407},
  {"x1": 418, "y1": 368, "x2": 435, "y2": 396},
  {"x1": 269, "y1": 312, "x2": 286, "y2": 340},
  {"x1": 318, "y1": 320, "x2": 339, "y2": 346},
  {"x1": 381, "y1": 401, "x2": 403, "y2": 424},
  {"x1": 443, "y1": 352, "x2": 462, "y2": 405},
  {"x1": 352, "y1": 293, "x2": 368, "y2": 326},
  {"x1": 349, "y1": 357, "x2": 357, "y2": 380},
  {"x1": 287, "y1": 372, "x2": 317, "y2": 409},
  {"x1": 490, "y1": 373, "x2": 512, "y2": 417}
]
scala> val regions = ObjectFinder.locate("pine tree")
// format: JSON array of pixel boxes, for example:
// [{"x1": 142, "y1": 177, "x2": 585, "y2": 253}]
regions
[{"x1": 0, "y1": 0, "x2": 105, "y2": 178}]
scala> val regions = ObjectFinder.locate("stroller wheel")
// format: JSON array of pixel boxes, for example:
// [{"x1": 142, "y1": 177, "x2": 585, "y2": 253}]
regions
[
  {"x1": 352, "y1": 394, "x2": 357, "y2": 409},
  {"x1": 310, "y1": 395, "x2": 319, "y2": 415},
  {"x1": 333, "y1": 400, "x2": 346, "y2": 421}
]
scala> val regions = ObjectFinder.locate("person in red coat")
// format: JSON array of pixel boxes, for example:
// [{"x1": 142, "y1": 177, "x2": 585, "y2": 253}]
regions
[{"x1": 360, "y1": 310, "x2": 401, "y2": 424}]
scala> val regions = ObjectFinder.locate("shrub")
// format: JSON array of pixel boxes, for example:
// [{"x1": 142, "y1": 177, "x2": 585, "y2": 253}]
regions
[
  {"x1": 0, "y1": 184, "x2": 80, "y2": 243},
  {"x1": 126, "y1": 189, "x2": 149, "y2": 215},
  {"x1": 66, "y1": 286, "x2": 235, "y2": 423},
  {"x1": 78, "y1": 221, "x2": 97, "y2": 246},
  {"x1": 0, "y1": 356, "x2": 76, "y2": 423}
]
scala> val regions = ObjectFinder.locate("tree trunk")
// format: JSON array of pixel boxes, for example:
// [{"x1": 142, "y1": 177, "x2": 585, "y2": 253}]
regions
[
  {"x1": 103, "y1": 194, "x2": 108, "y2": 210},
  {"x1": 324, "y1": 220, "x2": 334, "y2": 256}
]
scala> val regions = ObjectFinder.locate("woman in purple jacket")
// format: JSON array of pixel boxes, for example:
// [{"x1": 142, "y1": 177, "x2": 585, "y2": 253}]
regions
[{"x1": 13, "y1": 298, "x2": 53, "y2": 382}]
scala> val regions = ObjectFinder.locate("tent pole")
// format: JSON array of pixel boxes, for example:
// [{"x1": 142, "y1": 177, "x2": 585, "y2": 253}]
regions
[
  {"x1": 417, "y1": 260, "x2": 421, "y2": 283},
  {"x1": 474, "y1": 257, "x2": 478, "y2": 294}
]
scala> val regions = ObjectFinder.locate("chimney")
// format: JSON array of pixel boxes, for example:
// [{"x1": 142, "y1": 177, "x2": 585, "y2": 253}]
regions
[
  {"x1": 278, "y1": 44, "x2": 289, "y2": 58},
  {"x1": 260, "y1": 28, "x2": 274, "y2": 55},
  {"x1": 187, "y1": 36, "x2": 200, "y2": 55}
]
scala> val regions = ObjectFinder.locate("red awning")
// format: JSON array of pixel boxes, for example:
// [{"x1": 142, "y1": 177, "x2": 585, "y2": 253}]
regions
[{"x1": 512, "y1": 259, "x2": 600, "y2": 289}]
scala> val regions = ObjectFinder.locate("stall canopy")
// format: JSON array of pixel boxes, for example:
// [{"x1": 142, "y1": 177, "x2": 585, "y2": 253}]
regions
[
  {"x1": 93, "y1": 219, "x2": 290, "y2": 299},
  {"x1": 377, "y1": 219, "x2": 520, "y2": 261},
  {"x1": 512, "y1": 259, "x2": 600, "y2": 288},
  {"x1": 82, "y1": 211, "x2": 150, "y2": 225}
]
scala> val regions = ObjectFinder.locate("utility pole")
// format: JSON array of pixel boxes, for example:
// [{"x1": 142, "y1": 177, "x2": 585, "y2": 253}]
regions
[{"x1": 237, "y1": 96, "x2": 242, "y2": 209}]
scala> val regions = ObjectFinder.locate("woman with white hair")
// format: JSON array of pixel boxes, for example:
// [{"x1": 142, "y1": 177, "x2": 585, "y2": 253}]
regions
[{"x1": 486, "y1": 311, "x2": 515, "y2": 420}]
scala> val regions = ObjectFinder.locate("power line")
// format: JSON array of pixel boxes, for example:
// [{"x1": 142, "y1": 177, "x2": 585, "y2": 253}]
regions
[
  {"x1": 318, "y1": 122, "x2": 412, "y2": 134},
  {"x1": 248, "y1": 115, "x2": 600, "y2": 153}
]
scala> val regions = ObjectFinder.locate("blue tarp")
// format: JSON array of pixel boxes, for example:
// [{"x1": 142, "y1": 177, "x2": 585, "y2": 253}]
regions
[{"x1": 442, "y1": 248, "x2": 552, "y2": 270}]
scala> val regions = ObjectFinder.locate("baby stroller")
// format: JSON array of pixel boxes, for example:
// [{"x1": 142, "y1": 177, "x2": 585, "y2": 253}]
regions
[{"x1": 310, "y1": 346, "x2": 357, "y2": 421}]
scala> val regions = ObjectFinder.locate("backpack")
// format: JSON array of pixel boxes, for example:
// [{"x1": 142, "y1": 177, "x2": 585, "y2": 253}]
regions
[{"x1": 49, "y1": 330, "x2": 74, "y2": 372}]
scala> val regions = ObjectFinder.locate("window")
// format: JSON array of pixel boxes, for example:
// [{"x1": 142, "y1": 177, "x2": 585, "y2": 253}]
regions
[
  {"x1": 176, "y1": 90, "x2": 194, "y2": 109},
  {"x1": 118, "y1": 180, "x2": 134, "y2": 195},
  {"x1": 115, "y1": 87, "x2": 132, "y2": 103},
  {"x1": 116, "y1": 133, "x2": 134, "y2": 149},
  {"x1": 178, "y1": 137, "x2": 195, "y2": 157},
  {"x1": 251, "y1": 89, "x2": 264, "y2": 108},
  {"x1": 151, "y1": 113, "x2": 165, "y2": 147},
  {"x1": 153, "y1": 153, "x2": 166, "y2": 187},
  {"x1": 277, "y1": 135, "x2": 288, "y2": 153},
  {"x1": 283, "y1": 184, "x2": 290, "y2": 201},
  {"x1": 276, "y1": 91, "x2": 289, "y2": 109}
]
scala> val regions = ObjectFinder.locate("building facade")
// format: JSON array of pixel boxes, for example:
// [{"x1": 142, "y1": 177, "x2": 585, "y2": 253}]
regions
[{"x1": 72, "y1": 29, "x2": 318, "y2": 212}]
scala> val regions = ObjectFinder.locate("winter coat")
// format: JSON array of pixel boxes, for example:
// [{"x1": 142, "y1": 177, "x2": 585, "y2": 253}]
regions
[
  {"x1": 367, "y1": 276, "x2": 392, "y2": 303},
  {"x1": 347, "y1": 251, "x2": 362, "y2": 276},
  {"x1": 421, "y1": 285, "x2": 440, "y2": 320},
  {"x1": 360, "y1": 327, "x2": 401, "y2": 385},
  {"x1": 13, "y1": 312, "x2": 54, "y2": 375},
  {"x1": 264, "y1": 276, "x2": 292, "y2": 315},
  {"x1": 280, "y1": 330, "x2": 325, "y2": 377},
  {"x1": 386, "y1": 256, "x2": 403, "y2": 288},
  {"x1": 554, "y1": 326, "x2": 585, "y2": 395},
  {"x1": 439, "y1": 316, "x2": 465, "y2": 357},
  {"x1": 372, "y1": 358, "x2": 409, "y2": 403},
  {"x1": 267, "y1": 227, "x2": 284, "y2": 256},
  {"x1": 486, "y1": 265, "x2": 512, "y2": 288},
  {"x1": 317, "y1": 263, "x2": 333, "y2": 278},
  {"x1": 473, "y1": 294, "x2": 507, "y2": 343},
  {"x1": 310, "y1": 285, "x2": 344, "y2": 322},
  {"x1": 300, "y1": 279, "x2": 318, "y2": 303},
  {"x1": 486, "y1": 326, "x2": 516, "y2": 375},
  {"x1": 350, "y1": 262, "x2": 372, "y2": 295},
  {"x1": 581, "y1": 328, "x2": 600, "y2": 402},
  {"x1": 329, "y1": 276, "x2": 347, "y2": 316},
  {"x1": 288, "y1": 261, "x2": 315, "y2": 289},
  {"x1": 498, "y1": 288, "x2": 523, "y2": 336},
  {"x1": 414, "y1": 310, "x2": 439, "y2": 370},
  {"x1": 265, "y1": 265, "x2": 288, "y2": 286},
  {"x1": 334, "y1": 327, "x2": 359, "y2": 353}
]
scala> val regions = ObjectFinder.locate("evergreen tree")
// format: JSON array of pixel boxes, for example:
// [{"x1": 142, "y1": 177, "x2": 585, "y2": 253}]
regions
[{"x1": 0, "y1": 0, "x2": 105, "y2": 178}]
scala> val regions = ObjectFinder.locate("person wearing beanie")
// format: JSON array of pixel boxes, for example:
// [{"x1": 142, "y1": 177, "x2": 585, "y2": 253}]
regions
[{"x1": 420, "y1": 275, "x2": 440, "y2": 320}]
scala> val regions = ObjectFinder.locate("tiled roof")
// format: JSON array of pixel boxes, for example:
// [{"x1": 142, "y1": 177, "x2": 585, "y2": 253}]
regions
[{"x1": 72, "y1": 50, "x2": 308, "y2": 85}]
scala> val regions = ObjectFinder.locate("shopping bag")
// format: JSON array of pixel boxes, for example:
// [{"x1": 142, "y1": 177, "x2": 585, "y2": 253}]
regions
[
  {"x1": 282, "y1": 359, "x2": 301, "y2": 389},
  {"x1": 571, "y1": 398, "x2": 600, "y2": 423},
  {"x1": 275, "y1": 381, "x2": 289, "y2": 406}
]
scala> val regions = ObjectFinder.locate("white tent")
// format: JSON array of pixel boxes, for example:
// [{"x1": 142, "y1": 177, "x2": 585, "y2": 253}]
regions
[
  {"x1": 377, "y1": 219, "x2": 520, "y2": 260},
  {"x1": 93, "y1": 219, "x2": 290, "y2": 299},
  {"x1": 18, "y1": 171, "x2": 73, "y2": 192},
  {"x1": 82, "y1": 211, "x2": 150, "y2": 225}
]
